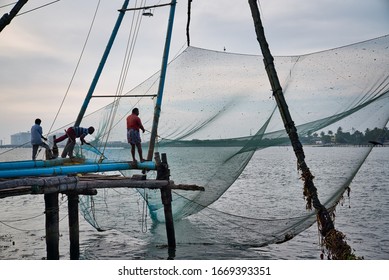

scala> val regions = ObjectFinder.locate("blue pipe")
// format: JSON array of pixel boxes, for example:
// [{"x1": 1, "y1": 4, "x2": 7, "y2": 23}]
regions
[
  {"x1": 74, "y1": 0, "x2": 130, "y2": 127},
  {"x1": 0, "y1": 158, "x2": 95, "y2": 171},
  {"x1": 0, "y1": 161, "x2": 156, "y2": 178},
  {"x1": 155, "y1": 0, "x2": 176, "y2": 110}
]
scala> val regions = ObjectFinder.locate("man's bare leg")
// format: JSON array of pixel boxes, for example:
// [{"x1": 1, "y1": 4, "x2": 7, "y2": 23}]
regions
[
  {"x1": 131, "y1": 144, "x2": 136, "y2": 162},
  {"x1": 136, "y1": 143, "x2": 144, "y2": 162}
]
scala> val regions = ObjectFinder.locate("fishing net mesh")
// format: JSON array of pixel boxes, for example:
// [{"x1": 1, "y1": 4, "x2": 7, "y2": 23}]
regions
[
  {"x1": 2, "y1": 36, "x2": 388, "y2": 249},
  {"x1": 75, "y1": 35, "x2": 389, "y2": 247}
]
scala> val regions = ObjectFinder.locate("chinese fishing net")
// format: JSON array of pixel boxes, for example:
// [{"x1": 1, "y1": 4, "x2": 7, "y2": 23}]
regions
[
  {"x1": 1, "y1": 35, "x2": 388, "y2": 250},
  {"x1": 75, "y1": 35, "x2": 389, "y2": 247}
]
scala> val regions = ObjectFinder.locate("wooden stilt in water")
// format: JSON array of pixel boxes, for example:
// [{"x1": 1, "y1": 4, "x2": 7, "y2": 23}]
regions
[
  {"x1": 68, "y1": 192, "x2": 80, "y2": 260},
  {"x1": 156, "y1": 153, "x2": 176, "y2": 250},
  {"x1": 52, "y1": 135, "x2": 59, "y2": 158},
  {"x1": 44, "y1": 193, "x2": 59, "y2": 260},
  {"x1": 161, "y1": 186, "x2": 175, "y2": 248}
]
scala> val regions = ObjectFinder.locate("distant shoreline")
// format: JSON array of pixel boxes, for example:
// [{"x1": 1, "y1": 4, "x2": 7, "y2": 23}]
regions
[{"x1": 1, "y1": 143, "x2": 387, "y2": 149}]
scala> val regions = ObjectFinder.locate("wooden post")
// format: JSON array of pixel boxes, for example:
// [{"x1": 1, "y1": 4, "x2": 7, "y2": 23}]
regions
[
  {"x1": 161, "y1": 186, "x2": 176, "y2": 249},
  {"x1": 44, "y1": 193, "x2": 59, "y2": 260},
  {"x1": 156, "y1": 153, "x2": 176, "y2": 249},
  {"x1": 68, "y1": 192, "x2": 80, "y2": 260},
  {"x1": 52, "y1": 135, "x2": 59, "y2": 158}
]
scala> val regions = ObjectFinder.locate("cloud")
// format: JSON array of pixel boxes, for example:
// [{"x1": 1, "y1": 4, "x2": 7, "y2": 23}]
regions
[{"x1": 0, "y1": 0, "x2": 388, "y2": 143}]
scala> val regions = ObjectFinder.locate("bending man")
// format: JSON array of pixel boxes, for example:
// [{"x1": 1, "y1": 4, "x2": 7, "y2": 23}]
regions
[{"x1": 54, "y1": 126, "x2": 95, "y2": 158}]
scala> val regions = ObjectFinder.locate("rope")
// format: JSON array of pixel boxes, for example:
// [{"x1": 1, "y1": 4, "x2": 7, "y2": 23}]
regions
[
  {"x1": 0, "y1": 2, "x2": 17, "y2": 9},
  {"x1": 16, "y1": 0, "x2": 60, "y2": 17},
  {"x1": 0, "y1": 196, "x2": 69, "y2": 232},
  {"x1": 94, "y1": 1, "x2": 187, "y2": 155},
  {"x1": 48, "y1": 0, "x2": 102, "y2": 136},
  {"x1": 99, "y1": 0, "x2": 146, "y2": 156}
]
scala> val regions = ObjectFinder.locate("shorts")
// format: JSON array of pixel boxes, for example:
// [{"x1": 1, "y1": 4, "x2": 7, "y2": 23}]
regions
[{"x1": 127, "y1": 129, "x2": 141, "y2": 145}]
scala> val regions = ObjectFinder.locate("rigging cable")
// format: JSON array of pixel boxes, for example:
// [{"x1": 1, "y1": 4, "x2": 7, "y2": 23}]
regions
[
  {"x1": 16, "y1": 0, "x2": 60, "y2": 17},
  {"x1": 48, "y1": 0, "x2": 102, "y2": 137},
  {"x1": 0, "y1": 2, "x2": 17, "y2": 9},
  {"x1": 99, "y1": 0, "x2": 147, "y2": 158},
  {"x1": 80, "y1": 34, "x2": 187, "y2": 160},
  {"x1": 98, "y1": 0, "x2": 185, "y2": 156}
]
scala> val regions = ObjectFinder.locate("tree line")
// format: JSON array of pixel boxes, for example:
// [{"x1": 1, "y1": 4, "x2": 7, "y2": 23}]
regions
[{"x1": 305, "y1": 126, "x2": 388, "y2": 145}]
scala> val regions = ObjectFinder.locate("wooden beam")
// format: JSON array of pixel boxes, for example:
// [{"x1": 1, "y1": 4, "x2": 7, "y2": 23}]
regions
[{"x1": 0, "y1": 175, "x2": 204, "y2": 199}]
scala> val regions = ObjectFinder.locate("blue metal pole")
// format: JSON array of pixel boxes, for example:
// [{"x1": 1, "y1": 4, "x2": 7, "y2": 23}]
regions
[
  {"x1": 74, "y1": 0, "x2": 130, "y2": 127},
  {"x1": 146, "y1": 0, "x2": 177, "y2": 160},
  {"x1": 0, "y1": 161, "x2": 156, "y2": 178}
]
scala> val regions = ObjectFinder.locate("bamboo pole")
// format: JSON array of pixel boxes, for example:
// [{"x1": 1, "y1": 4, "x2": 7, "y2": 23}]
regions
[
  {"x1": 0, "y1": 0, "x2": 28, "y2": 32},
  {"x1": 248, "y1": 0, "x2": 357, "y2": 259},
  {"x1": 248, "y1": 0, "x2": 334, "y2": 233}
]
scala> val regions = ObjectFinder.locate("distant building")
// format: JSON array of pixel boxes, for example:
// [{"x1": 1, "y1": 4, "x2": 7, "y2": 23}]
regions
[{"x1": 11, "y1": 132, "x2": 31, "y2": 146}]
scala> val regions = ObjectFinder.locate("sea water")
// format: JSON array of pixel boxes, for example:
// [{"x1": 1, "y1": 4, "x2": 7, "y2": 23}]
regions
[{"x1": 0, "y1": 146, "x2": 388, "y2": 260}]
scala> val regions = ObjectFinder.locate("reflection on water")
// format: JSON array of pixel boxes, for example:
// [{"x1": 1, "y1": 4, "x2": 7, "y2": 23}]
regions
[{"x1": 0, "y1": 147, "x2": 388, "y2": 259}]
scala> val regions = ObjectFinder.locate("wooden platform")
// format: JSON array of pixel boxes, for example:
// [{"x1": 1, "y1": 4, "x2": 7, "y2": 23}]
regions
[{"x1": 0, "y1": 152, "x2": 204, "y2": 259}]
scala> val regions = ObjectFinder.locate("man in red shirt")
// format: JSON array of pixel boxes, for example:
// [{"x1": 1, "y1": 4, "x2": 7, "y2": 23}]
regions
[{"x1": 126, "y1": 107, "x2": 145, "y2": 162}]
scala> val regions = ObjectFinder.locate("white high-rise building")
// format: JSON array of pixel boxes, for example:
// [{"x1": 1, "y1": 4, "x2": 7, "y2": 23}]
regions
[{"x1": 10, "y1": 132, "x2": 31, "y2": 146}]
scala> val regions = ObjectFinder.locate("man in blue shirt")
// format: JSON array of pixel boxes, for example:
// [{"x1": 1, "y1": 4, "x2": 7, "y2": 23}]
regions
[{"x1": 31, "y1": 118, "x2": 53, "y2": 160}]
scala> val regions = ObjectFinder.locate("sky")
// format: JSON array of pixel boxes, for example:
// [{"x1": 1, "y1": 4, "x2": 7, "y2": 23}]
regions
[{"x1": 0, "y1": 0, "x2": 388, "y2": 144}]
